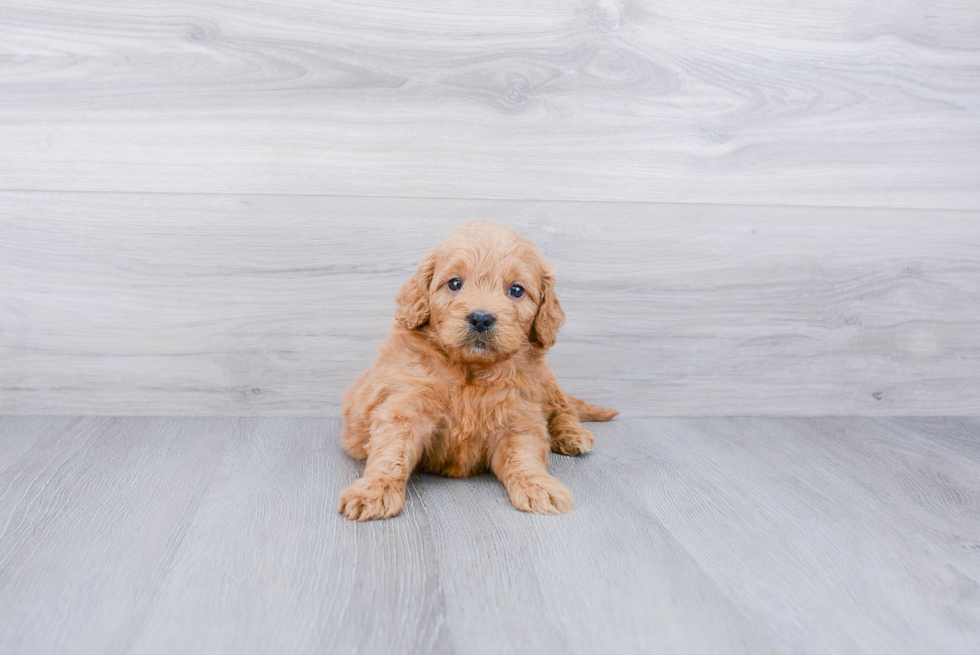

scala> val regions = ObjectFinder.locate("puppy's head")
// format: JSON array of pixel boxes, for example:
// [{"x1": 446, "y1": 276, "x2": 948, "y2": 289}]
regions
[{"x1": 395, "y1": 222, "x2": 565, "y2": 363}]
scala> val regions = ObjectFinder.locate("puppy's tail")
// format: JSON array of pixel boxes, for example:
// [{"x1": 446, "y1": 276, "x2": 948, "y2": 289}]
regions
[{"x1": 567, "y1": 395, "x2": 619, "y2": 422}]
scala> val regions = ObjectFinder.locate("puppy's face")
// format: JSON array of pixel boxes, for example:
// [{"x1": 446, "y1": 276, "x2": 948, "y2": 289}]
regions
[
  {"x1": 427, "y1": 239, "x2": 540, "y2": 363},
  {"x1": 395, "y1": 222, "x2": 565, "y2": 364}
]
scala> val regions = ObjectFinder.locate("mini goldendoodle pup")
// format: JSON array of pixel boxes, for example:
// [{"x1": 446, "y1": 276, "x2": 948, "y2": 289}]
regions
[{"x1": 339, "y1": 221, "x2": 617, "y2": 521}]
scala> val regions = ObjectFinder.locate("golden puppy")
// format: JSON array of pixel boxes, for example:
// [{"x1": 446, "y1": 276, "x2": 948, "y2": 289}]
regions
[{"x1": 339, "y1": 221, "x2": 617, "y2": 520}]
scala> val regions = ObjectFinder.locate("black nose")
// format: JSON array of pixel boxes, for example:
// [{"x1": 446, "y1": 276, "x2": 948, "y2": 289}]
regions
[{"x1": 467, "y1": 311, "x2": 496, "y2": 334}]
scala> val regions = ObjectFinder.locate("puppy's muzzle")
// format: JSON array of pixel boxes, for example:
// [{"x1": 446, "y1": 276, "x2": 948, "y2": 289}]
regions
[{"x1": 467, "y1": 311, "x2": 496, "y2": 334}]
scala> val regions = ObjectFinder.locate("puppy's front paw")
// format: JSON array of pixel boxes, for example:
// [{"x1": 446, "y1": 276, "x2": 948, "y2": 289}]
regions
[
  {"x1": 507, "y1": 475, "x2": 575, "y2": 514},
  {"x1": 339, "y1": 478, "x2": 405, "y2": 521},
  {"x1": 550, "y1": 424, "x2": 595, "y2": 456}
]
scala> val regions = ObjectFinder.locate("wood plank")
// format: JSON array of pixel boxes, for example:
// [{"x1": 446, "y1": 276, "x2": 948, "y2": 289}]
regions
[
  {"x1": 0, "y1": 417, "x2": 237, "y2": 655},
  {"x1": 126, "y1": 418, "x2": 452, "y2": 654},
  {"x1": 0, "y1": 417, "x2": 773, "y2": 654},
  {"x1": 408, "y1": 462, "x2": 775, "y2": 654},
  {"x1": 1, "y1": 417, "x2": 977, "y2": 653},
  {"x1": 612, "y1": 417, "x2": 980, "y2": 654},
  {"x1": 885, "y1": 416, "x2": 980, "y2": 463},
  {"x1": 2, "y1": 192, "x2": 978, "y2": 416},
  {"x1": 1, "y1": 1, "x2": 978, "y2": 207},
  {"x1": 127, "y1": 418, "x2": 773, "y2": 654}
]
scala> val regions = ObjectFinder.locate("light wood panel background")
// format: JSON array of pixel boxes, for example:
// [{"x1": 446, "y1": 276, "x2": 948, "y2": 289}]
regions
[
  {"x1": 1, "y1": 417, "x2": 978, "y2": 654},
  {"x1": 0, "y1": 0, "x2": 979, "y2": 207},
  {"x1": 1, "y1": 192, "x2": 977, "y2": 416},
  {"x1": 1, "y1": 1, "x2": 978, "y2": 415}
]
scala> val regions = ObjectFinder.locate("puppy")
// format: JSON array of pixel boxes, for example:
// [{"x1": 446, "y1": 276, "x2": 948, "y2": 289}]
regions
[{"x1": 339, "y1": 221, "x2": 617, "y2": 521}]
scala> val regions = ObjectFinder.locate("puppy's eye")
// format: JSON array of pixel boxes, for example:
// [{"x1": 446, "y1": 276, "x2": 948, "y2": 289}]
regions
[
  {"x1": 448, "y1": 278, "x2": 463, "y2": 291},
  {"x1": 508, "y1": 284, "x2": 525, "y2": 298}
]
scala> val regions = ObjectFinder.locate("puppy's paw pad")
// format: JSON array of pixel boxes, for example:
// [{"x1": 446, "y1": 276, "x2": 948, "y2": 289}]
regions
[
  {"x1": 551, "y1": 425, "x2": 595, "y2": 456},
  {"x1": 338, "y1": 479, "x2": 405, "y2": 521},
  {"x1": 508, "y1": 476, "x2": 575, "y2": 514}
]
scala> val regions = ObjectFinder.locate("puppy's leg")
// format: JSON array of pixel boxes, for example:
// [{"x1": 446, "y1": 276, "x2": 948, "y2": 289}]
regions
[
  {"x1": 339, "y1": 410, "x2": 433, "y2": 521},
  {"x1": 548, "y1": 401, "x2": 596, "y2": 456},
  {"x1": 544, "y1": 381, "x2": 596, "y2": 456},
  {"x1": 340, "y1": 375, "x2": 372, "y2": 460},
  {"x1": 491, "y1": 420, "x2": 574, "y2": 514}
]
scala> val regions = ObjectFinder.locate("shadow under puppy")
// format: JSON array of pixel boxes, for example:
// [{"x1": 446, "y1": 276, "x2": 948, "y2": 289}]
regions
[{"x1": 340, "y1": 221, "x2": 617, "y2": 521}]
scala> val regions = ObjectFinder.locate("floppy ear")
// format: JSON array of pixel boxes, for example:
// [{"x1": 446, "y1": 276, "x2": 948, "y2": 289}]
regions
[
  {"x1": 530, "y1": 269, "x2": 565, "y2": 349},
  {"x1": 395, "y1": 251, "x2": 436, "y2": 330}
]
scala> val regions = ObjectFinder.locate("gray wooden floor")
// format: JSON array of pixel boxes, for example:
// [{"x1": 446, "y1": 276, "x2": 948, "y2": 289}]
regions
[{"x1": 1, "y1": 417, "x2": 977, "y2": 654}]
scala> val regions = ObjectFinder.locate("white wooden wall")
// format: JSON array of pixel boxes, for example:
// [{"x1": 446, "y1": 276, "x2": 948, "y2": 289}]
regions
[{"x1": 1, "y1": 1, "x2": 978, "y2": 415}]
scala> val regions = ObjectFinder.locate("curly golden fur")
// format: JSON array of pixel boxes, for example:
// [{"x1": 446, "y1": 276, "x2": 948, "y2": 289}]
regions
[{"x1": 339, "y1": 221, "x2": 617, "y2": 520}]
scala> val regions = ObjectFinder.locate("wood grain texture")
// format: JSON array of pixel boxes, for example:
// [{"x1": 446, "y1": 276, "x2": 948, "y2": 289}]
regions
[
  {"x1": 1, "y1": 417, "x2": 977, "y2": 654},
  {"x1": 124, "y1": 417, "x2": 452, "y2": 654},
  {"x1": 2, "y1": 192, "x2": 978, "y2": 416},
  {"x1": 617, "y1": 417, "x2": 980, "y2": 654},
  {"x1": 1, "y1": 1, "x2": 978, "y2": 207},
  {"x1": 0, "y1": 416, "x2": 237, "y2": 654}
]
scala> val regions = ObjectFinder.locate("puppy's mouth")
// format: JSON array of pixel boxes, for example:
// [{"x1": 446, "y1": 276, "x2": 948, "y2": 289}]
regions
[
  {"x1": 467, "y1": 337, "x2": 493, "y2": 351},
  {"x1": 464, "y1": 333, "x2": 496, "y2": 353}
]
